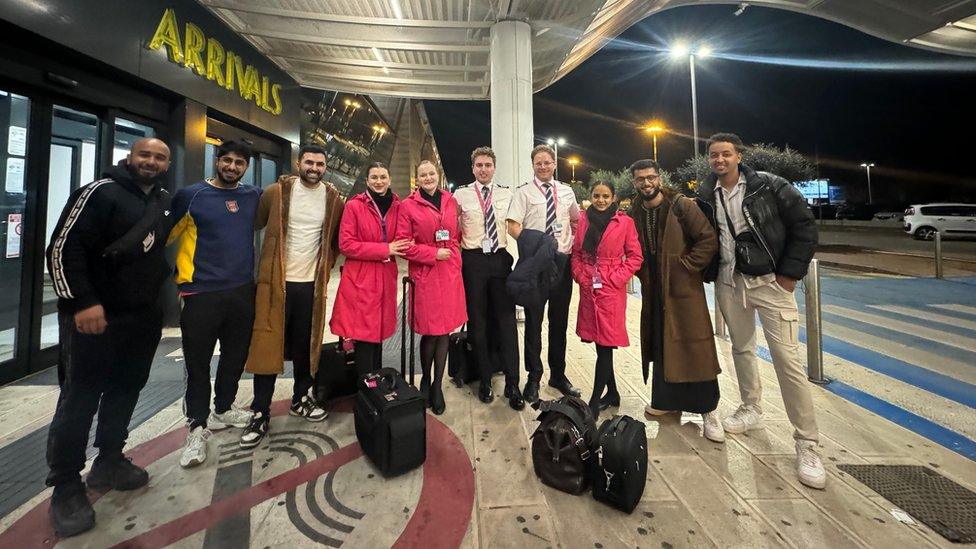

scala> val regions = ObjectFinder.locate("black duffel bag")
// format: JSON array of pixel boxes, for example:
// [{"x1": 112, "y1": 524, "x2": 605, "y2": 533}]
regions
[
  {"x1": 530, "y1": 396, "x2": 597, "y2": 495},
  {"x1": 591, "y1": 415, "x2": 647, "y2": 513},
  {"x1": 354, "y1": 367, "x2": 426, "y2": 477},
  {"x1": 314, "y1": 339, "x2": 357, "y2": 405}
]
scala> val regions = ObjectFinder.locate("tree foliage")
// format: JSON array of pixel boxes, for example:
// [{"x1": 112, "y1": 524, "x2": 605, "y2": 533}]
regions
[{"x1": 674, "y1": 143, "x2": 817, "y2": 193}]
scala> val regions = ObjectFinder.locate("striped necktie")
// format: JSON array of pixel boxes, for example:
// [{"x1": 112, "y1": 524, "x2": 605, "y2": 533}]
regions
[
  {"x1": 544, "y1": 183, "x2": 556, "y2": 236},
  {"x1": 482, "y1": 186, "x2": 499, "y2": 252}
]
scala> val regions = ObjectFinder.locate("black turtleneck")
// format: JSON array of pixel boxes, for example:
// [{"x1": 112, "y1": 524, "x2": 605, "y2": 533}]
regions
[
  {"x1": 367, "y1": 187, "x2": 393, "y2": 217},
  {"x1": 420, "y1": 188, "x2": 442, "y2": 209}
]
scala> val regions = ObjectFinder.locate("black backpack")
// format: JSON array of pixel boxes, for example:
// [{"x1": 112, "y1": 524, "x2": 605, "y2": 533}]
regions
[
  {"x1": 591, "y1": 415, "x2": 647, "y2": 513},
  {"x1": 530, "y1": 396, "x2": 597, "y2": 495}
]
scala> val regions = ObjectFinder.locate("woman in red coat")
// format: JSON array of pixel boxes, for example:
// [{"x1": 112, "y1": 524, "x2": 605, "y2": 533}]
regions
[
  {"x1": 394, "y1": 160, "x2": 467, "y2": 414},
  {"x1": 571, "y1": 180, "x2": 643, "y2": 419},
  {"x1": 330, "y1": 162, "x2": 411, "y2": 375}
]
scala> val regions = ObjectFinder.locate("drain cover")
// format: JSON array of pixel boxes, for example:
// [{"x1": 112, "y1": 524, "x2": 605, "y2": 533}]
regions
[{"x1": 837, "y1": 464, "x2": 976, "y2": 543}]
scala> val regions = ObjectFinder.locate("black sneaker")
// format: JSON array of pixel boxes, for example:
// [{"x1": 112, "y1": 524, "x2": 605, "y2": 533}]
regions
[
  {"x1": 240, "y1": 412, "x2": 270, "y2": 449},
  {"x1": 289, "y1": 396, "x2": 328, "y2": 422},
  {"x1": 49, "y1": 482, "x2": 95, "y2": 538},
  {"x1": 86, "y1": 456, "x2": 149, "y2": 492}
]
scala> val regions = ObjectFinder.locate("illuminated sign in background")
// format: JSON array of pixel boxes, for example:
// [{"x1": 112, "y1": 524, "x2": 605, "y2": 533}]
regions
[{"x1": 148, "y1": 8, "x2": 283, "y2": 116}]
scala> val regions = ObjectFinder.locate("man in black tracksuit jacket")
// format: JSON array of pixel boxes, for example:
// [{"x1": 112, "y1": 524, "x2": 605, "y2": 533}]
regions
[{"x1": 44, "y1": 138, "x2": 173, "y2": 537}]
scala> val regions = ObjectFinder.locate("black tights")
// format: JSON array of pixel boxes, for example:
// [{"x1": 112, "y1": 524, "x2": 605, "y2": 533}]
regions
[
  {"x1": 590, "y1": 344, "x2": 617, "y2": 414},
  {"x1": 419, "y1": 335, "x2": 449, "y2": 405},
  {"x1": 354, "y1": 341, "x2": 383, "y2": 377}
]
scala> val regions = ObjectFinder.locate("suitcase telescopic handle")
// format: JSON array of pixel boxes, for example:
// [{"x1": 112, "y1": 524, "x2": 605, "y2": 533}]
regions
[{"x1": 400, "y1": 276, "x2": 416, "y2": 386}]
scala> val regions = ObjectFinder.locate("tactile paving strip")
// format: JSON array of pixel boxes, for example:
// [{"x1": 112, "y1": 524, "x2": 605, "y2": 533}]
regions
[{"x1": 838, "y1": 464, "x2": 976, "y2": 543}]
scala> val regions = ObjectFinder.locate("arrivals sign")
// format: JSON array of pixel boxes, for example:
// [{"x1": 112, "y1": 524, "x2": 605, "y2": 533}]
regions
[{"x1": 147, "y1": 8, "x2": 283, "y2": 116}]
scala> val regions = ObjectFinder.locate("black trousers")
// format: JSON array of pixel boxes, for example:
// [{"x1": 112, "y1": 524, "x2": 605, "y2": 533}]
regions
[
  {"x1": 47, "y1": 307, "x2": 162, "y2": 487},
  {"x1": 251, "y1": 281, "x2": 314, "y2": 414},
  {"x1": 461, "y1": 248, "x2": 519, "y2": 386},
  {"x1": 524, "y1": 252, "x2": 573, "y2": 383},
  {"x1": 181, "y1": 283, "x2": 255, "y2": 429}
]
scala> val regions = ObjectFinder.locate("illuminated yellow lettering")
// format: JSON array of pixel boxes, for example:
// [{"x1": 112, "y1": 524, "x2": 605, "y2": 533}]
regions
[
  {"x1": 183, "y1": 23, "x2": 206, "y2": 76},
  {"x1": 147, "y1": 8, "x2": 183, "y2": 63},
  {"x1": 260, "y1": 76, "x2": 270, "y2": 111},
  {"x1": 224, "y1": 51, "x2": 241, "y2": 91},
  {"x1": 205, "y1": 38, "x2": 225, "y2": 86},
  {"x1": 240, "y1": 65, "x2": 260, "y2": 102},
  {"x1": 235, "y1": 57, "x2": 250, "y2": 98},
  {"x1": 270, "y1": 84, "x2": 283, "y2": 115}
]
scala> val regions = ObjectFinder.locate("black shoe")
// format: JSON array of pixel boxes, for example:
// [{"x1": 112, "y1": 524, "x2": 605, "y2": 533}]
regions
[
  {"x1": 49, "y1": 483, "x2": 95, "y2": 538},
  {"x1": 430, "y1": 384, "x2": 446, "y2": 415},
  {"x1": 523, "y1": 380, "x2": 540, "y2": 403},
  {"x1": 478, "y1": 382, "x2": 494, "y2": 404},
  {"x1": 86, "y1": 455, "x2": 149, "y2": 492},
  {"x1": 504, "y1": 385, "x2": 525, "y2": 411},
  {"x1": 240, "y1": 412, "x2": 270, "y2": 449},
  {"x1": 599, "y1": 392, "x2": 621, "y2": 411},
  {"x1": 549, "y1": 378, "x2": 581, "y2": 398}
]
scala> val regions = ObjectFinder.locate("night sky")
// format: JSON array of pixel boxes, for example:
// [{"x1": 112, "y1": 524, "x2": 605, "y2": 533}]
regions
[{"x1": 425, "y1": 4, "x2": 976, "y2": 206}]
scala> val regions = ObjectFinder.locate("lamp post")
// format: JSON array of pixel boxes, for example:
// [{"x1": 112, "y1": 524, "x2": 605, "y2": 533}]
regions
[
  {"x1": 568, "y1": 157, "x2": 579, "y2": 182},
  {"x1": 546, "y1": 137, "x2": 567, "y2": 180},
  {"x1": 644, "y1": 122, "x2": 666, "y2": 162},
  {"x1": 860, "y1": 163, "x2": 875, "y2": 204},
  {"x1": 670, "y1": 44, "x2": 710, "y2": 158}
]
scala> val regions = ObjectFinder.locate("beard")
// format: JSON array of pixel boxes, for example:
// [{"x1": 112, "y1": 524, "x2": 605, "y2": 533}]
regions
[
  {"x1": 217, "y1": 170, "x2": 243, "y2": 186},
  {"x1": 640, "y1": 186, "x2": 661, "y2": 201},
  {"x1": 300, "y1": 170, "x2": 322, "y2": 185}
]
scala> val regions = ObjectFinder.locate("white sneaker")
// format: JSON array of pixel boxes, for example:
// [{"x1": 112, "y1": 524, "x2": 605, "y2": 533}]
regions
[
  {"x1": 795, "y1": 440, "x2": 827, "y2": 489},
  {"x1": 209, "y1": 408, "x2": 253, "y2": 430},
  {"x1": 179, "y1": 426, "x2": 211, "y2": 468},
  {"x1": 722, "y1": 404, "x2": 764, "y2": 434},
  {"x1": 644, "y1": 403, "x2": 674, "y2": 416},
  {"x1": 702, "y1": 412, "x2": 726, "y2": 443}
]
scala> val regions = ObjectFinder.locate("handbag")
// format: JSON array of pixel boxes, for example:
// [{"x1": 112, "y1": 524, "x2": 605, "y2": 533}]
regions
[{"x1": 718, "y1": 191, "x2": 775, "y2": 277}]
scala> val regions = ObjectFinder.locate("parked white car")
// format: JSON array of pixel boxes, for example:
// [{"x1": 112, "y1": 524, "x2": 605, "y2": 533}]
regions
[{"x1": 903, "y1": 203, "x2": 976, "y2": 240}]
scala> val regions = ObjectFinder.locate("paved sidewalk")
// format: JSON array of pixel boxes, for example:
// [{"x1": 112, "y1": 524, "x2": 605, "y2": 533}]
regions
[{"x1": 1, "y1": 285, "x2": 973, "y2": 547}]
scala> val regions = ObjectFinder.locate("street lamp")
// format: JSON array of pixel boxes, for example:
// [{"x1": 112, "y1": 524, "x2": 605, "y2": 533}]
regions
[
  {"x1": 860, "y1": 163, "x2": 875, "y2": 204},
  {"x1": 644, "y1": 121, "x2": 666, "y2": 162},
  {"x1": 568, "y1": 157, "x2": 580, "y2": 182},
  {"x1": 545, "y1": 137, "x2": 567, "y2": 180},
  {"x1": 670, "y1": 42, "x2": 711, "y2": 158}
]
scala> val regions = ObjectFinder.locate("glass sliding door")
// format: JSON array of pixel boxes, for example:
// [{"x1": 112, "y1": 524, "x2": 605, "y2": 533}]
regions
[{"x1": 0, "y1": 90, "x2": 30, "y2": 363}]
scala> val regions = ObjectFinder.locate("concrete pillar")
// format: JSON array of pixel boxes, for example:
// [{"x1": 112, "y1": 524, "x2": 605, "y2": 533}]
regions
[{"x1": 490, "y1": 20, "x2": 533, "y2": 188}]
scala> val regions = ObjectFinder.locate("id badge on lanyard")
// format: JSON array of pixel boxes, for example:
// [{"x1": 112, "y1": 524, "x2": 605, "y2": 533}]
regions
[
  {"x1": 435, "y1": 229, "x2": 450, "y2": 242},
  {"x1": 592, "y1": 272, "x2": 603, "y2": 289}
]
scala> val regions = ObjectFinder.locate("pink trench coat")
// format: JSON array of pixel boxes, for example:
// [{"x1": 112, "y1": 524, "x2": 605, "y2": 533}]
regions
[
  {"x1": 394, "y1": 190, "x2": 467, "y2": 335},
  {"x1": 570, "y1": 211, "x2": 644, "y2": 347},
  {"x1": 329, "y1": 192, "x2": 401, "y2": 343}
]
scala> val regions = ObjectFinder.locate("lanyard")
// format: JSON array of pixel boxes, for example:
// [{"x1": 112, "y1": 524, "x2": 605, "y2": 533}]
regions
[
  {"x1": 418, "y1": 191, "x2": 445, "y2": 230},
  {"x1": 533, "y1": 178, "x2": 559, "y2": 213},
  {"x1": 366, "y1": 191, "x2": 388, "y2": 241}
]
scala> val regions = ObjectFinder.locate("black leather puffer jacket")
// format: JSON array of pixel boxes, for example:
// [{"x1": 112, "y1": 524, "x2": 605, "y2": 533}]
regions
[{"x1": 697, "y1": 164, "x2": 818, "y2": 281}]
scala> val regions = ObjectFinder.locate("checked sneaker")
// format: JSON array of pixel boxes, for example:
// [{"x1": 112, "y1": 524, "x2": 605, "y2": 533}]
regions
[{"x1": 289, "y1": 395, "x2": 328, "y2": 422}]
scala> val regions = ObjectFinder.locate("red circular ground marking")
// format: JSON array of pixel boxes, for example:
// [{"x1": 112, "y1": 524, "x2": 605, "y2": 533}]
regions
[{"x1": 0, "y1": 397, "x2": 475, "y2": 548}]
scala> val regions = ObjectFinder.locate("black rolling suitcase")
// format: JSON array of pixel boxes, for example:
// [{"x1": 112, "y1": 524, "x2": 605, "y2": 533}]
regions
[
  {"x1": 591, "y1": 415, "x2": 647, "y2": 513},
  {"x1": 353, "y1": 367, "x2": 426, "y2": 476},
  {"x1": 314, "y1": 338, "x2": 357, "y2": 404}
]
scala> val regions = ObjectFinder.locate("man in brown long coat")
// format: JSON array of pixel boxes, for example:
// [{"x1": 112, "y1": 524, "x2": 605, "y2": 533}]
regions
[
  {"x1": 240, "y1": 144, "x2": 344, "y2": 449},
  {"x1": 628, "y1": 159, "x2": 724, "y2": 443}
]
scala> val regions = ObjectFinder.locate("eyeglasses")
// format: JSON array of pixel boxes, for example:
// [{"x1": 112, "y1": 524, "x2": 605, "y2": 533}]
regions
[{"x1": 634, "y1": 175, "x2": 660, "y2": 184}]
